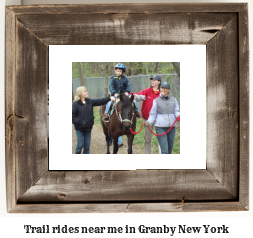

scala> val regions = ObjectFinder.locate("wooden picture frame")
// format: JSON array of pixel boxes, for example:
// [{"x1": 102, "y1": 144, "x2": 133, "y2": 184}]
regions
[{"x1": 5, "y1": 3, "x2": 249, "y2": 213}]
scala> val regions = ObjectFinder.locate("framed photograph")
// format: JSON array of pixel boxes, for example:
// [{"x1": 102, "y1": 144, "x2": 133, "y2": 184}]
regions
[
  {"x1": 5, "y1": 3, "x2": 249, "y2": 213},
  {"x1": 49, "y1": 45, "x2": 205, "y2": 170}
]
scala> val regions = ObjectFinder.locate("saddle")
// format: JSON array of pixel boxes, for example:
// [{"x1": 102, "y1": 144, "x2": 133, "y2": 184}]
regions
[{"x1": 109, "y1": 98, "x2": 121, "y2": 117}]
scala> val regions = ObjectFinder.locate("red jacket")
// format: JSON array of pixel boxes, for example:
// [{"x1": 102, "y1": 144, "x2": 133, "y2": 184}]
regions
[{"x1": 131, "y1": 87, "x2": 160, "y2": 120}]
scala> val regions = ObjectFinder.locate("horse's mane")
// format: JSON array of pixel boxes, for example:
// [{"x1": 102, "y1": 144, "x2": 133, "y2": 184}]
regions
[{"x1": 121, "y1": 95, "x2": 133, "y2": 110}]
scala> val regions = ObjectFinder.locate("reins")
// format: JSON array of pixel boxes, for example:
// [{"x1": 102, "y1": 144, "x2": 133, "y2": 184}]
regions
[
  {"x1": 130, "y1": 117, "x2": 179, "y2": 136},
  {"x1": 114, "y1": 101, "x2": 134, "y2": 125}
]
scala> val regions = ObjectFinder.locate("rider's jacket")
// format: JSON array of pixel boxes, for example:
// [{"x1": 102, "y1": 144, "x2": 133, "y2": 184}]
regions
[{"x1": 109, "y1": 75, "x2": 131, "y2": 96}]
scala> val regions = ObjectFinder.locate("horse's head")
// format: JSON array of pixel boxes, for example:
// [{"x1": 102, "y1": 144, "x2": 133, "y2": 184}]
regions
[{"x1": 119, "y1": 94, "x2": 135, "y2": 131}]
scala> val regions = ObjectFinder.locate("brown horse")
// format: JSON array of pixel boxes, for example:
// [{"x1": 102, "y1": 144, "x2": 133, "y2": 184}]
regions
[{"x1": 100, "y1": 94, "x2": 136, "y2": 154}]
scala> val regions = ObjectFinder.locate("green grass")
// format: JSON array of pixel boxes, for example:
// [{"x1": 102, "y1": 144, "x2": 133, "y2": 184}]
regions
[
  {"x1": 172, "y1": 126, "x2": 180, "y2": 154},
  {"x1": 132, "y1": 117, "x2": 145, "y2": 148},
  {"x1": 93, "y1": 107, "x2": 180, "y2": 154},
  {"x1": 93, "y1": 106, "x2": 102, "y2": 126}
]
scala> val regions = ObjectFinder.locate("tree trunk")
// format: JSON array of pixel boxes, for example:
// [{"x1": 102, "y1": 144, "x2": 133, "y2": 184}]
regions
[
  {"x1": 125, "y1": 62, "x2": 131, "y2": 76},
  {"x1": 172, "y1": 62, "x2": 180, "y2": 77},
  {"x1": 145, "y1": 63, "x2": 149, "y2": 75},
  {"x1": 102, "y1": 63, "x2": 109, "y2": 97},
  {"x1": 153, "y1": 62, "x2": 158, "y2": 73},
  {"x1": 81, "y1": 62, "x2": 87, "y2": 86},
  {"x1": 77, "y1": 62, "x2": 84, "y2": 86},
  {"x1": 111, "y1": 62, "x2": 115, "y2": 75}
]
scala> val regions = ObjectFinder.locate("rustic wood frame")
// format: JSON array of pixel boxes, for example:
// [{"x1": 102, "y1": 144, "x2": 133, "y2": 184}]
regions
[{"x1": 5, "y1": 3, "x2": 249, "y2": 213}]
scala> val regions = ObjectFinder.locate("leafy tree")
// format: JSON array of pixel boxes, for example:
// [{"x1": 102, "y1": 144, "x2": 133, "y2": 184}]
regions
[
  {"x1": 72, "y1": 62, "x2": 79, "y2": 78},
  {"x1": 77, "y1": 62, "x2": 84, "y2": 86},
  {"x1": 172, "y1": 62, "x2": 180, "y2": 77},
  {"x1": 72, "y1": 62, "x2": 179, "y2": 78}
]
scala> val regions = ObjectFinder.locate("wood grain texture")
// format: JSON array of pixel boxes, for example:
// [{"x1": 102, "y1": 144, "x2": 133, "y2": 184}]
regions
[
  {"x1": 238, "y1": 4, "x2": 249, "y2": 208},
  {"x1": 16, "y1": 13, "x2": 236, "y2": 45},
  {"x1": 206, "y1": 16, "x2": 239, "y2": 198},
  {"x1": 10, "y1": 202, "x2": 247, "y2": 213},
  {"x1": 5, "y1": 7, "x2": 17, "y2": 212},
  {"x1": 15, "y1": 20, "x2": 48, "y2": 200},
  {"x1": 6, "y1": 3, "x2": 247, "y2": 14},
  {"x1": 5, "y1": 3, "x2": 249, "y2": 213},
  {"x1": 126, "y1": 202, "x2": 248, "y2": 213},
  {"x1": 18, "y1": 170, "x2": 236, "y2": 203}
]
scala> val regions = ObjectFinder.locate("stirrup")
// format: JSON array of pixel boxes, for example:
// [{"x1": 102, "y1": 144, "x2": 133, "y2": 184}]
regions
[{"x1": 102, "y1": 113, "x2": 110, "y2": 122}]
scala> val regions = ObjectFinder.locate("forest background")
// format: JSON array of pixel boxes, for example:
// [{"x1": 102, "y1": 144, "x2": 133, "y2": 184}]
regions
[{"x1": 72, "y1": 62, "x2": 180, "y2": 98}]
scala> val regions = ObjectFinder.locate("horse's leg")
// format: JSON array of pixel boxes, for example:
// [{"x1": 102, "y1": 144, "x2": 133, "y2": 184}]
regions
[
  {"x1": 109, "y1": 134, "x2": 113, "y2": 146},
  {"x1": 127, "y1": 134, "x2": 134, "y2": 154},
  {"x1": 113, "y1": 134, "x2": 119, "y2": 154},
  {"x1": 105, "y1": 134, "x2": 111, "y2": 154},
  {"x1": 101, "y1": 125, "x2": 110, "y2": 154}
]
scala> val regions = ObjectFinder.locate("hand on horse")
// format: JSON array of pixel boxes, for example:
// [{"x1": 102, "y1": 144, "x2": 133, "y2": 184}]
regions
[
  {"x1": 144, "y1": 121, "x2": 150, "y2": 127},
  {"x1": 114, "y1": 93, "x2": 119, "y2": 97},
  {"x1": 110, "y1": 96, "x2": 115, "y2": 102},
  {"x1": 124, "y1": 92, "x2": 129, "y2": 96}
]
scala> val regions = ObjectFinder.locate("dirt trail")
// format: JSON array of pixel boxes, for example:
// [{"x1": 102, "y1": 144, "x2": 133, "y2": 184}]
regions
[{"x1": 72, "y1": 124, "x2": 146, "y2": 154}]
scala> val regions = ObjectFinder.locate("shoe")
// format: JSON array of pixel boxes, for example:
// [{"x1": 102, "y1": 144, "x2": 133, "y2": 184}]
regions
[
  {"x1": 103, "y1": 113, "x2": 109, "y2": 122},
  {"x1": 135, "y1": 111, "x2": 141, "y2": 118},
  {"x1": 118, "y1": 142, "x2": 123, "y2": 147}
]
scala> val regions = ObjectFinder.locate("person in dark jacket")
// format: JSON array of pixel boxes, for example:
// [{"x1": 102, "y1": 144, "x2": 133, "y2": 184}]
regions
[
  {"x1": 72, "y1": 86, "x2": 115, "y2": 154},
  {"x1": 103, "y1": 63, "x2": 140, "y2": 121}
]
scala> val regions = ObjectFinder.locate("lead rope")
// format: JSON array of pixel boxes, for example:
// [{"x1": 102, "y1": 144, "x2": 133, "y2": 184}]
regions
[{"x1": 130, "y1": 117, "x2": 179, "y2": 136}]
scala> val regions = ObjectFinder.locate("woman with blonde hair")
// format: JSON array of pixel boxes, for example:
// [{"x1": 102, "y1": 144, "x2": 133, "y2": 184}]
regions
[{"x1": 72, "y1": 86, "x2": 115, "y2": 154}]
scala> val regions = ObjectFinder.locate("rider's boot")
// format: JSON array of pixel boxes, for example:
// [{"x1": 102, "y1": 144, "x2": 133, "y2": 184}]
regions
[
  {"x1": 135, "y1": 111, "x2": 141, "y2": 118},
  {"x1": 103, "y1": 113, "x2": 109, "y2": 122}
]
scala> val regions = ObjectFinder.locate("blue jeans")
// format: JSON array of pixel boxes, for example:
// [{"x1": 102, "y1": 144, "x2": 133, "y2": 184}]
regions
[
  {"x1": 156, "y1": 127, "x2": 176, "y2": 154},
  {"x1": 118, "y1": 136, "x2": 122, "y2": 144},
  {"x1": 75, "y1": 129, "x2": 92, "y2": 154},
  {"x1": 133, "y1": 99, "x2": 138, "y2": 111},
  {"x1": 109, "y1": 135, "x2": 122, "y2": 145},
  {"x1": 105, "y1": 100, "x2": 112, "y2": 114},
  {"x1": 105, "y1": 97, "x2": 139, "y2": 114}
]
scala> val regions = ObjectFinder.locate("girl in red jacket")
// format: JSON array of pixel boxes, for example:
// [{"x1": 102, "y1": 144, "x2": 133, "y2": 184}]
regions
[{"x1": 131, "y1": 75, "x2": 161, "y2": 154}]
